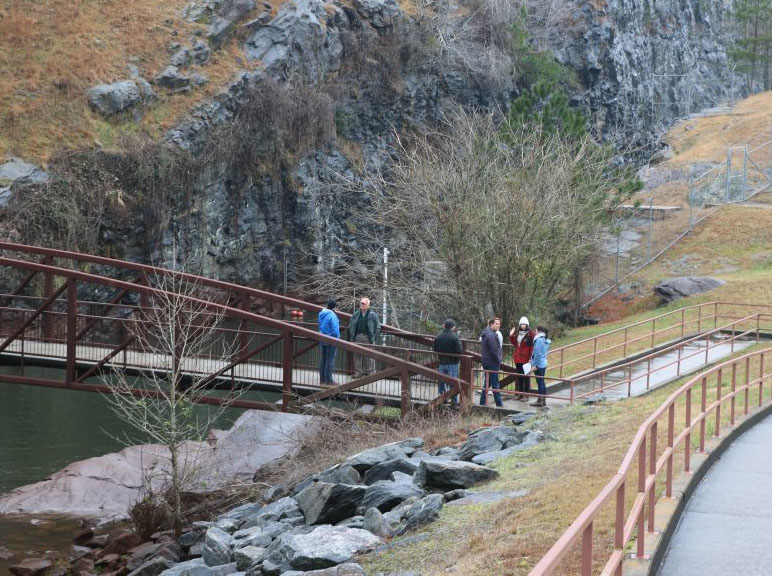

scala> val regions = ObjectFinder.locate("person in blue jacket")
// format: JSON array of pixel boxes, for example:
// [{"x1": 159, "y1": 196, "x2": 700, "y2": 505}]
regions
[
  {"x1": 530, "y1": 326, "x2": 552, "y2": 407},
  {"x1": 318, "y1": 299, "x2": 340, "y2": 385}
]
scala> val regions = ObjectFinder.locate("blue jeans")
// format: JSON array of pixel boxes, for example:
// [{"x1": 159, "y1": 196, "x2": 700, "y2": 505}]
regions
[
  {"x1": 438, "y1": 363, "x2": 459, "y2": 406},
  {"x1": 480, "y1": 363, "x2": 502, "y2": 407},
  {"x1": 319, "y1": 344, "x2": 337, "y2": 383},
  {"x1": 534, "y1": 366, "x2": 546, "y2": 397}
]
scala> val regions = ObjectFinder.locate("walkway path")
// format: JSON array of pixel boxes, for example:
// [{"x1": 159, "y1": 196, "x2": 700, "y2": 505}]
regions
[{"x1": 657, "y1": 412, "x2": 772, "y2": 575}]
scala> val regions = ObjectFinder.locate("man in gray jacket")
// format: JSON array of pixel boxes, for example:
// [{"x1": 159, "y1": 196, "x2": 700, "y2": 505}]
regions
[{"x1": 348, "y1": 297, "x2": 381, "y2": 377}]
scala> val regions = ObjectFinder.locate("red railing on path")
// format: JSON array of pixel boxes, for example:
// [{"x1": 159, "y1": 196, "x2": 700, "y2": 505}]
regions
[{"x1": 530, "y1": 347, "x2": 772, "y2": 575}]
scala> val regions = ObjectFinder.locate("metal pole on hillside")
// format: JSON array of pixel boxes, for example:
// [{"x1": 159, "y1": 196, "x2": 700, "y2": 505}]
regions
[
  {"x1": 742, "y1": 145, "x2": 748, "y2": 202},
  {"x1": 688, "y1": 169, "x2": 695, "y2": 226},
  {"x1": 382, "y1": 247, "x2": 389, "y2": 345},
  {"x1": 726, "y1": 147, "x2": 732, "y2": 203},
  {"x1": 647, "y1": 198, "x2": 653, "y2": 262}
]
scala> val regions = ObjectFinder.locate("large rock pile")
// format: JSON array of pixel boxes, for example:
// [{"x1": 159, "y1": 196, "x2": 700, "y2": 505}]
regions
[{"x1": 149, "y1": 413, "x2": 549, "y2": 576}]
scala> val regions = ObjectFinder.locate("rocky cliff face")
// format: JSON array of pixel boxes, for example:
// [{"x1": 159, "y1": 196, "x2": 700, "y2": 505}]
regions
[
  {"x1": 101, "y1": 0, "x2": 741, "y2": 293},
  {"x1": 556, "y1": 0, "x2": 739, "y2": 158}
]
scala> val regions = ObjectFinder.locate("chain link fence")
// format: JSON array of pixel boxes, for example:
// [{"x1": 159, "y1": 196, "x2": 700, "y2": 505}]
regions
[{"x1": 584, "y1": 138, "x2": 772, "y2": 308}]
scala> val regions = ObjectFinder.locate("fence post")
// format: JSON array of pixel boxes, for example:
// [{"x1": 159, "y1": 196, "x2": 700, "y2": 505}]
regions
[
  {"x1": 760, "y1": 354, "x2": 765, "y2": 407},
  {"x1": 66, "y1": 278, "x2": 77, "y2": 384},
  {"x1": 636, "y1": 439, "x2": 647, "y2": 558},
  {"x1": 699, "y1": 376, "x2": 707, "y2": 452},
  {"x1": 685, "y1": 387, "x2": 692, "y2": 472},
  {"x1": 460, "y1": 355, "x2": 474, "y2": 407},
  {"x1": 698, "y1": 305, "x2": 702, "y2": 333},
  {"x1": 742, "y1": 145, "x2": 748, "y2": 202},
  {"x1": 282, "y1": 330, "x2": 293, "y2": 412},
  {"x1": 731, "y1": 363, "x2": 737, "y2": 426},
  {"x1": 667, "y1": 404, "x2": 675, "y2": 497},
  {"x1": 648, "y1": 422, "x2": 657, "y2": 532},
  {"x1": 726, "y1": 147, "x2": 732, "y2": 202},
  {"x1": 651, "y1": 319, "x2": 656, "y2": 347},
  {"x1": 42, "y1": 256, "x2": 54, "y2": 342},
  {"x1": 745, "y1": 356, "x2": 751, "y2": 415},
  {"x1": 582, "y1": 522, "x2": 594, "y2": 576},
  {"x1": 559, "y1": 347, "x2": 565, "y2": 379},
  {"x1": 715, "y1": 368, "x2": 723, "y2": 438},
  {"x1": 681, "y1": 308, "x2": 685, "y2": 338},
  {"x1": 400, "y1": 368, "x2": 411, "y2": 418}
]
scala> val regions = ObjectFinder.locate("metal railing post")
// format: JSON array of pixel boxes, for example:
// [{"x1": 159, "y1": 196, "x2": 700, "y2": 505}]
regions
[
  {"x1": 636, "y1": 439, "x2": 647, "y2": 558},
  {"x1": 593, "y1": 337, "x2": 598, "y2": 369},
  {"x1": 681, "y1": 308, "x2": 685, "y2": 338},
  {"x1": 401, "y1": 368, "x2": 411, "y2": 417},
  {"x1": 623, "y1": 327, "x2": 628, "y2": 357},
  {"x1": 698, "y1": 305, "x2": 702, "y2": 333},
  {"x1": 42, "y1": 256, "x2": 54, "y2": 342},
  {"x1": 559, "y1": 347, "x2": 564, "y2": 378},
  {"x1": 667, "y1": 404, "x2": 675, "y2": 497},
  {"x1": 648, "y1": 422, "x2": 657, "y2": 532},
  {"x1": 652, "y1": 318, "x2": 656, "y2": 347},
  {"x1": 760, "y1": 353, "x2": 765, "y2": 407},
  {"x1": 715, "y1": 368, "x2": 723, "y2": 438},
  {"x1": 582, "y1": 522, "x2": 593, "y2": 576},
  {"x1": 745, "y1": 356, "x2": 751, "y2": 415},
  {"x1": 731, "y1": 363, "x2": 737, "y2": 425},
  {"x1": 699, "y1": 377, "x2": 707, "y2": 452},
  {"x1": 282, "y1": 330, "x2": 293, "y2": 412},
  {"x1": 66, "y1": 277, "x2": 77, "y2": 384},
  {"x1": 685, "y1": 387, "x2": 692, "y2": 472},
  {"x1": 614, "y1": 484, "x2": 625, "y2": 576}
]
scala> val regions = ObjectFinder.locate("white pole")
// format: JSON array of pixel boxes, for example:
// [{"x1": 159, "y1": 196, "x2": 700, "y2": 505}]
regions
[{"x1": 383, "y1": 247, "x2": 389, "y2": 345}]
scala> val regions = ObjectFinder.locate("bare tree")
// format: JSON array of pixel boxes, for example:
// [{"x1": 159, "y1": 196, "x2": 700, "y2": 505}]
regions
[
  {"x1": 102, "y1": 268, "x2": 239, "y2": 535},
  {"x1": 301, "y1": 109, "x2": 634, "y2": 331}
]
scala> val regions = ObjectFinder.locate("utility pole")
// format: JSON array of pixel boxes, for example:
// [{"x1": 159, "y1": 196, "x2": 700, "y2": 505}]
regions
[{"x1": 382, "y1": 247, "x2": 389, "y2": 345}]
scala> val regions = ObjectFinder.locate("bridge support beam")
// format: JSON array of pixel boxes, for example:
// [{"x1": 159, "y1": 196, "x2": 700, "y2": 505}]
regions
[{"x1": 66, "y1": 278, "x2": 77, "y2": 384}]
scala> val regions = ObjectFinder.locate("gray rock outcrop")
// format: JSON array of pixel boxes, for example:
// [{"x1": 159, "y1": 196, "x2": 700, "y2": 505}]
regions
[
  {"x1": 362, "y1": 480, "x2": 425, "y2": 512},
  {"x1": 296, "y1": 482, "x2": 366, "y2": 525},
  {"x1": 344, "y1": 439, "x2": 424, "y2": 472},
  {"x1": 413, "y1": 460, "x2": 499, "y2": 490},
  {"x1": 654, "y1": 277, "x2": 726, "y2": 303},
  {"x1": 458, "y1": 426, "x2": 529, "y2": 461},
  {"x1": 87, "y1": 81, "x2": 143, "y2": 116}
]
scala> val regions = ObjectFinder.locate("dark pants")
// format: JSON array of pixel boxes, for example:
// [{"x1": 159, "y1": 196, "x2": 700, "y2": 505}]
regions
[
  {"x1": 438, "y1": 363, "x2": 459, "y2": 406},
  {"x1": 353, "y1": 333, "x2": 374, "y2": 376},
  {"x1": 534, "y1": 367, "x2": 547, "y2": 397},
  {"x1": 319, "y1": 344, "x2": 336, "y2": 383},
  {"x1": 480, "y1": 363, "x2": 502, "y2": 407},
  {"x1": 515, "y1": 363, "x2": 531, "y2": 394}
]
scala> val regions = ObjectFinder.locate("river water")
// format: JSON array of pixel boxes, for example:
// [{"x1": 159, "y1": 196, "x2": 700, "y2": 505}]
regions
[{"x1": 0, "y1": 365, "x2": 260, "y2": 572}]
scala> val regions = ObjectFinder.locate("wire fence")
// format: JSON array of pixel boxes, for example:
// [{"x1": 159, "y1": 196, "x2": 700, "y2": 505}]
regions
[{"x1": 583, "y1": 138, "x2": 772, "y2": 308}]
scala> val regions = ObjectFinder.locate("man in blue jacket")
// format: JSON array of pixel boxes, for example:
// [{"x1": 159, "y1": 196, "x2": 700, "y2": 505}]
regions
[
  {"x1": 318, "y1": 299, "x2": 340, "y2": 385},
  {"x1": 480, "y1": 317, "x2": 503, "y2": 407}
]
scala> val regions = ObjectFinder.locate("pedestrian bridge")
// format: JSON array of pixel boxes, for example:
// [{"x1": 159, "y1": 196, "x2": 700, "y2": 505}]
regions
[{"x1": 0, "y1": 242, "x2": 770, "y2": 419}]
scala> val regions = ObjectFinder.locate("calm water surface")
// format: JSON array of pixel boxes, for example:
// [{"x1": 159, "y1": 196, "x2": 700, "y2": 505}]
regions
[{"x1": 0, "y1": 365, "x2": 261, "y2": 571}]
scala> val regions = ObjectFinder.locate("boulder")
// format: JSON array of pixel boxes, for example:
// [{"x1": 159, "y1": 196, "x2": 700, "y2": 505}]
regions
[
  {"x1": 9, "y1": 558, "x2": 53, "y2": 576},
  {"x1": 362, "y1": 458, "x2": 417, "y2": 485},
  {"x1": 0, "y1": 157, "x2": 48, "y2": 200},
  {"x1": 170, "y1": 47, "x2": 193, "y2": 68},
  {"x1": 154, "y1": 66, "x2": 191, "y2": 89},
  {"x1": 362, "y1": 507, "x2": 393, "y2": 538},
  {"x1": 317, "y1": 464, "x2": 361, "y2": 486},
  {"x1": 193, "y1": 40, "x2": 211, "y2": 65},
  {"x1": 127, "y1": 542, "x2": 180, "y2": 571},
  {"x1": 233, "y1": 545, "x2": 266, "y2": 571},
  {"x1": 219, "y1": 502, "x2": 262, "y2": 522},
  {"x1": 470, "y1": 432, "x2": 548, "y2": 465},
  {"x1": 362, "y1": 480, "x2": 424, "y2": 512},
  {"x1": 99, "y1": 530, "x2": 142, "y2": 556},
  {"x1": 0, "y1": 411, "x2": 323, "y2": 519},
  {"x1": 458, "y1": 426, "x2": 528, "y2": 461},
  {"x1": 335, "y1": 515, "x2": 364, "y2": 529},
  {"x1": 208, "y1": 18, "x2": 235, "y2": 49},
  {"x1": 127, "y1": 556, "x2": 174, "y2": 576},
  {"x1": 262, "y1": 485, "x2": 288, "y2": 503},
  {"x1": 654, "y1": 277, "x2": 726, "y2": 303},
  {"x1": 508, "y1": 412, "x2": 537, "y2": 426},
  {"x1": 413, "y1": 460, "x2": 499, "y2": 490},
  {"x1": 0, "y1": 546, "x2": 13, "y2": 560},
  {"x1": 239, "y1": 496, "x2": 302, "y2": 529},
  {"x1": 280, "y1": 563, "x2": 366, "y2": 575},
  {"x1": 296, "y1": 482, "x2": 366, "y2": 525},
  {"x1": 160, "y1": 559, "x2": 238, "y2": 576},
  {"x1": 394, "y1": 494, "x2": 444, "y2": 536},
  {"x1": 202, "y1": 527, "x2": 233, "y2": 567},
  {"x1": 262, "y1": 526, "x2": 381, "y2": 573},
  {"x1": 87, "y1": 80, "x2": 142, "y2": 116},
  {"x1": 344, "y1": 438, "x2": 424, "y2": 472},
  {"x1": 352, "y1": 0, "x2": 400, "y2": 28}
]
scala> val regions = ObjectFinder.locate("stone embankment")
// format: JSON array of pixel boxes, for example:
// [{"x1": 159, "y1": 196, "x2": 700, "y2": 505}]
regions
[{"x1": 21, "y1": 413, "x2": 549, "y2": 576}]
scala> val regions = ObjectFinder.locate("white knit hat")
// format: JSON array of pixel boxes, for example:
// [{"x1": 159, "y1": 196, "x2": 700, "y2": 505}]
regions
[{"x1": 519, "y1": 316, "x2": 529, "y2": 326}]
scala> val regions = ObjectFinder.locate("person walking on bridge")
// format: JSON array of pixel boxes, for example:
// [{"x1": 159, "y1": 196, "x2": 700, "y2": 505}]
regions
[
  {"x1": 348, "y1": 297, "x2": 381, "y2": 378},
  {"x1": 318, "y1": 299, "x2": 340, "y2": 385},
  {"x1": 530, "y1": 326, "x2": 551, "y2": 407},
  {"x1": 509, "y1": 317, "x2": 536, "y2": 401},
  {"x1": 433, "y1": 319, "x2": 462, "y2": 407},
  {"x1": 480, "y1": 317, "x2": 503, "y2": 407}
]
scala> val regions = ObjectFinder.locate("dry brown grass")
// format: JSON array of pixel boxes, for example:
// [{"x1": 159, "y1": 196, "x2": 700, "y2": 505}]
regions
[
  {"x1": 666, "y1": 91, "x2": 772, "y2": 165},
  {"x1": 362, "y1": 344, "x2": 772, "y2": 575},
  {"x1": 0, "y1": 0, "x2": 260, "y2": 163}
]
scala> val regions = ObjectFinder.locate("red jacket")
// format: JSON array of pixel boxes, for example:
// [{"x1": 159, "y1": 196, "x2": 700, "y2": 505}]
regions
[{"x1": 510, "y1": 329, "x2": 536, "y2": 364}]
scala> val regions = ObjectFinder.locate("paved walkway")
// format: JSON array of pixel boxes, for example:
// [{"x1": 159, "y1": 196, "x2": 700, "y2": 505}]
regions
[{"x1": 657, "y1": 413, "x2": 772, "y2": 575}]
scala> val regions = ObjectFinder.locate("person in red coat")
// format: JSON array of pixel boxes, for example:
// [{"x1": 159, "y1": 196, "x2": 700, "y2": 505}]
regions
[{"x1": 509, "y1": 316, "x2": 536, "y2": 400}]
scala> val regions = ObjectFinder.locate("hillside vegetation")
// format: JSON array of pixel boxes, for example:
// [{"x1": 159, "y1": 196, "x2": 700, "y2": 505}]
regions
[{"x1": 0, "y1": 0, "x2": 263, "y2": 162}]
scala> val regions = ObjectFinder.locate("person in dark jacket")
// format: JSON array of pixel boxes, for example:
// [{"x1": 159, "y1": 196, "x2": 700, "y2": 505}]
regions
[
  {"x1": 348, "y1": 297, "x2": 381, "y2": 378},
  {"x1": 318, "y1": 299, "x2": 340, "y2": 385},
  {"x1": 479, "y1": 317, "x2": 503, "y2": 407},
  {"x1": 433, "y1": 319, "x2": 463, "y2": 407},
  {"x1": 509, "y1": 316, "x2": 536, "y2": 401}
]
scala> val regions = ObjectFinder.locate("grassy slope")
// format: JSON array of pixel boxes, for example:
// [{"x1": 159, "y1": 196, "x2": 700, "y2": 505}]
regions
[
  {"x1": 0, "y1": 0, "x2": 270, "y2": 163},
  {"x1": 361, "y1": 98, "x2": 772, "y2": 574}
]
